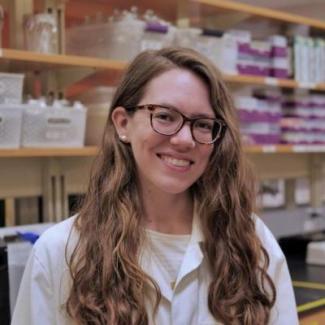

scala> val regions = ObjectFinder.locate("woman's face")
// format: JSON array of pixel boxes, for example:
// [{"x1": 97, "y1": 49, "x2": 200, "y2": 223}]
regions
[{"x1": 113, "y1": 68, "x2": 215, "y2": 195}]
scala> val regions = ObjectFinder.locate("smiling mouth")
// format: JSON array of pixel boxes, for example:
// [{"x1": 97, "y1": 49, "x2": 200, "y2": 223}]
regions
[{"x1": 157, "y1": 154, "x2": 194, "y2": 167}]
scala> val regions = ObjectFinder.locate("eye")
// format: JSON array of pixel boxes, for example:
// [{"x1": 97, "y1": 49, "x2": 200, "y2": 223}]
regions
[
  {"x1": 195, "y1": 119, "x2": 214, "y2": 131},
  {"x1": 153, "y1": 111, "x2": 176, "y2": 123}
]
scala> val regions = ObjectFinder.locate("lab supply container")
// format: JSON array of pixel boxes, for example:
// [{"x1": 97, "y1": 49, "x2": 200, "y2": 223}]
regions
[
  {"x1": 0, "y1": 73, "x2": 24, "y2": 104},
  {"x1": 23, "y1": 12, "x2": 58, "y2": 54},
  {"x1": 66, "y1": 8, "x2": 145, "y2": 61},
  {"x1": 141, "y1": 22, "x2": 175, "y2": 51},
  {"x1": 21, "y1": 100, "x2": 87, "y2": 147},
  {"x1": 0, "y1": 104, "x2": 23, "y2": 148}
]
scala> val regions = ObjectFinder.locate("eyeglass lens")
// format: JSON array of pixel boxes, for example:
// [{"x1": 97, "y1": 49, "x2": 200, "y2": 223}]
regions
[{"x1": 150, "y1": 106, "x2": 222, "y2": 144}]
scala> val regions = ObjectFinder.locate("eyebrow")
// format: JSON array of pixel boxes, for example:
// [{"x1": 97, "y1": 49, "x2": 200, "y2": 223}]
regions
[{"x1": 158, "y1": 102, "x2": 216, "y2": 119}]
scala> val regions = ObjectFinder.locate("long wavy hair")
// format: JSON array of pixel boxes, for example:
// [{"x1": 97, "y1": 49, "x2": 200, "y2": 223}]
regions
[{"x1": 66, "y1": 47, "x2": 276, "y2": 324}]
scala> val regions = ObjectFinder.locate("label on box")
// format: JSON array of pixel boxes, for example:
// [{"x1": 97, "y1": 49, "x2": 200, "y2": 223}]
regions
[
  {"x1": 262, "y1": 145, "x2": 277, "y2": 153},
  {"x1": 47, "y1": 117, "x2": 71, "y2": 125},
  {"x1": 264, "y1": 77, "x2": 278, "y2": 86},
  {"x1": 298, "y1": 82, "x2": 317, "y2": 89},
  {"x1": 45, "y1": 130, "x2": 67, "y2": 140},
  {"x1": 292, "y1": 145, "x2": 306, "y2": 152},
  {"x1": 292, "y1": 145, "x2": 325, "y2": 152}
]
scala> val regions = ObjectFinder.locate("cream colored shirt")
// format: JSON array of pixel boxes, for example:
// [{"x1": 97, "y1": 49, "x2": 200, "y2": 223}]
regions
[
  {"x1": 146, "y1": 229, "x2": 190, "y2": 290},
  {"x1": 11, "y1": 214, "x2": 299, "y2": 325}
]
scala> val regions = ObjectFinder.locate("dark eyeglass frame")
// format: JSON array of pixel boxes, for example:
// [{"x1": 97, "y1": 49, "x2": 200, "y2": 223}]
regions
[{"x1": 126, "y1": 104, "x2": 226, "y2": 144}]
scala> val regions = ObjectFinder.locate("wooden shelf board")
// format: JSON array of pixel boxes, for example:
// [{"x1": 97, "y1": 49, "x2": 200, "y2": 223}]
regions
[
  {"x1": 0, "y1": 147, "x2": 99, "y2": 158},
  {"x1": 315, "y1": 83, "x2": 325, "y2": 91},
  {"x1": 1, "y1": 48, "x2": 324, "y2": 92},
  {"x1": 195, "y1": 0, "x2": 325, "y2": 30},
  {"x1": 0, "y1": 49, "x2": 126, "y2": 71},
  {"x1": 1, "y1": 145, "x2": 325, "y2": 158},
  {"x1": 224, "y1": 74, "x2": 298, "y2": 89},
  {"x1": 245, "y1": 145, "x2": 325, "y2": 154},
  {"x1": 66, "y1": 70, "x2": 323, "y2": 99}
]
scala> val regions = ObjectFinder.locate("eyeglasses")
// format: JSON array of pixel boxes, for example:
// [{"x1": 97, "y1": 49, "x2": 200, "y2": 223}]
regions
[{"x1": 126, "y1": 104, "x2": 226, "y2": 144}]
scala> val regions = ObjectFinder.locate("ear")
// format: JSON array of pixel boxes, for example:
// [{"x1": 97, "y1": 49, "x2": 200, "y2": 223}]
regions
[{"x1": 111, "y1": 106, "x2": 131, "y2": 141}]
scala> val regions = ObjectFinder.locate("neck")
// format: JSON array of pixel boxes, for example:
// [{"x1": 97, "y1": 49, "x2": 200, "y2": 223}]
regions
[{"x1": 140, "y1": 186, "x2": 193, "y2": 235}]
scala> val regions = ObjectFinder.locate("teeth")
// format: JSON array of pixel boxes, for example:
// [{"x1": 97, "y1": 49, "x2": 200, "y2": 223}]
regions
[{"x1": 161, "y1": 155, "x2": 191, "y2": 167}]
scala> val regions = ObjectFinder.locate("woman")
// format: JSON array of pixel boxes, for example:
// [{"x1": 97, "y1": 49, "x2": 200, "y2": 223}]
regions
[{"x1": 12, "y1": 47, "x2": 298, "y2": 324}]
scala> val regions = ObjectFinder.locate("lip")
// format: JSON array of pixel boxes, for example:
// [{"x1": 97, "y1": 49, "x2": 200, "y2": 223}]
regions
[
  {"x1": 157, "y1": 153, "x2": 194, "y2": 172},
  {"x1": 157, "y1": 153, "x2": 194, "y2": 163}
]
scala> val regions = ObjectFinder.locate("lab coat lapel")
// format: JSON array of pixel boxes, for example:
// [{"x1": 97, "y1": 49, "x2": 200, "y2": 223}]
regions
[
  {"x1": 175, "y1": 208, "x2": 205, "y2": 287},
  {"x1": 139, "y1": 247, "x2": 174, "y2": 302}
]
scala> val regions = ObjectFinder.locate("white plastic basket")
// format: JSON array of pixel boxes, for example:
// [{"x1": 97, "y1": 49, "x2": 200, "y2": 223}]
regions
[
  {"x1": 0, "y1": 73, "x2": 24, "y2": 104},
  {"x1": 0, "y1": 104, "x2": 23, "y2": 148},
  {"x1": 21, "y1": 103, "x2": 87, "y2": 147}
]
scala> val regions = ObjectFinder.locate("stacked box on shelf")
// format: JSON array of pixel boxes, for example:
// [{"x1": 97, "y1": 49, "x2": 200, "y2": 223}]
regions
[
  {"x1": 175, "y1": 28, "x2": 238, "y2": 75},
  {"x1": 315, "y1": 39, "x2": 325, "y2": 84},
  {"x1": 238, "y1": 40, "x2": 271, "y2": 76},
  {"x1": 21, "y1": 100, "x2": 87, "y2": 148},
  {"x1": 281, "y1": 95, "x2": 325, "y2": 144},
  {"x1": 293, "y1": 37, "x2": 312, "y2": 84},
  {"x1": 140, "y1": 10, "x2": 175, "y2": 51},
  {"x1": 0, "y1": 72, "x2": 25, "y2": 148},
  {"x1": 234, "y1": 94, "x2": 282, "y2": 145},
  {"x1": 174, "y1": 27, "x2": 201, "y2": 49},
  {"x1": 0, "y1": 73, "x2": 24, "y2": 105},
  {"x1": 293, "y1": 36, "x2": 325, "y2": 84},
  {"x1": 228, "y1": 31, "x2": 290, "y2": 78},
  {"x1": 140, "y1": 22, "x2": 175, "y2": 51},
  {"x1": 190, "y1": 31, "x2": 223, "y2": 67},
  {"x1": 227, "y1": 30, "x2": 254, "y2": 75},
  {"x1": 269, "y1": 35, "x2": 290, "y2": 79},
  {"x1": 0, "y1": 105, "x2": 23, "y2": 148}
]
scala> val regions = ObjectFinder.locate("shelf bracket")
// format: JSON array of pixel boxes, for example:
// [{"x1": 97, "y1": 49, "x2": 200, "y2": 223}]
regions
[
  {"x1": 309, "y1": 154, "x2": 325, "y2": 209},
  {"x1": 4, "y1": 198, "x2": 15, "y2": 227},
  {"x1": 42, "y1": 158, "x2": 68, "y2": 222},
  {"x1": 284, "y1": 179, "x2": 296, "y2": 210}
]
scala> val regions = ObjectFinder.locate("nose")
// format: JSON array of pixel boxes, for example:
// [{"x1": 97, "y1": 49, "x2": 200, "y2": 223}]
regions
[{"x1": 169, "y1": 122, "x2": 195, "y2": 149}]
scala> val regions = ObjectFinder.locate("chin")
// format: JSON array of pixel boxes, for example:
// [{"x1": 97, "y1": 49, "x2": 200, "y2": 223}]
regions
[{"x1": 155, "y1": 180, "x2": 194, "y2": 195}]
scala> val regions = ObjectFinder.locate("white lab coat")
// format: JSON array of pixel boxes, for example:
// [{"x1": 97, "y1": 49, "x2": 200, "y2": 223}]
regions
[{"x1": 11, "y1": 214, "x2": 299, "y2": 325}]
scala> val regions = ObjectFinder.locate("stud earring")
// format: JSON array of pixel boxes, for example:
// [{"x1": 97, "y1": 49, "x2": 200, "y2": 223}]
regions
[{"x1": 119, "y1": 135, "x2": 128, "y2": 142}]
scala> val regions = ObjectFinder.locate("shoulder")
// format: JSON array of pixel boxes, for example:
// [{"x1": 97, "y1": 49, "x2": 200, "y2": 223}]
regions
[
  {"x1": 32, "y1": 215, "x2": 79, "y2": 267},
  {"x1": 253, "y1": 215, "x2": 299, "y2": 323},
  {"x1": 35, "y1": 215, "x2": 77, "y2": 248},
  {"x1": 252, "y1": 214, "x2": 289, "y2": 277},
  {"x1": 12, "y1": 217, "x2": 79, "y2": 323},
  {"x1": 253, "y1": 214, "x2": 285, "y2": 260}
]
